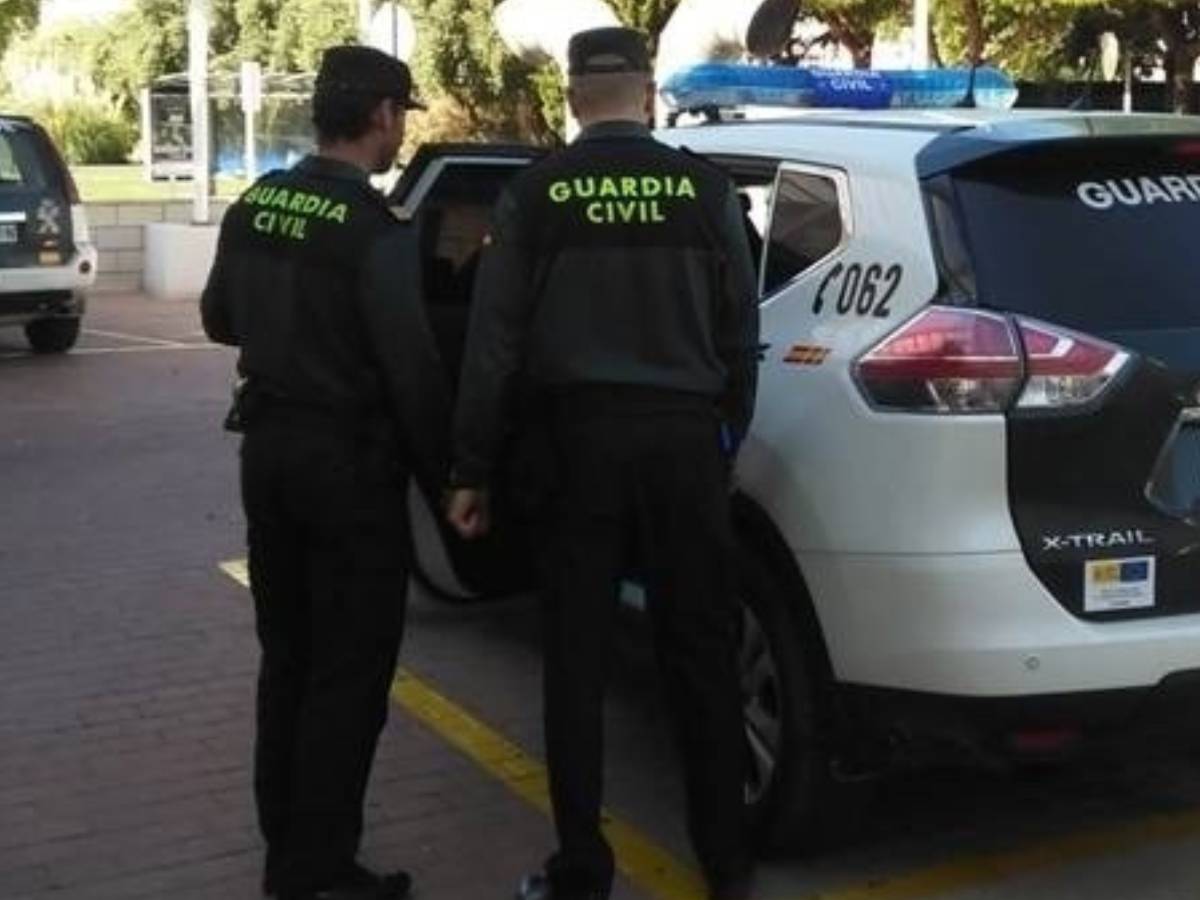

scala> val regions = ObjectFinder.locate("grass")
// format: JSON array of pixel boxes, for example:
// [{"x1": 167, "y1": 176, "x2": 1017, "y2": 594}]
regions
[{"x1": 71, "y1": 165, "x2": 249, "y2": 203}]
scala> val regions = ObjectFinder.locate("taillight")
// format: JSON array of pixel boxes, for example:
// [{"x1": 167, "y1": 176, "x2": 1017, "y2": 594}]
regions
[
  {"x1": 1015, "y1": 319, "x2": 1128, "y2": 410},
  {"x1": 855, "y1": 308, "x2": 1022, "y2": 413},
  {"x1": 855, "y1": 308, "x2": 1130, "y2": 415}
]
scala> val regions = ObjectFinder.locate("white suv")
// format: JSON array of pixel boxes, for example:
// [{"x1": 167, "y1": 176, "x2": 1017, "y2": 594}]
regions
[
  {"x1": 393, "y1": 111, "x2": 1200, "y2": 846},
  {"x1": 0, "y1": 115, "x2": 97, "y2": 353}
]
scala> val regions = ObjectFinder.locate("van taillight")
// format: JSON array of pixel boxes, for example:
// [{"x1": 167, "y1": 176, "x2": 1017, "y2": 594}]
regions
[
  {"x1": 855, "y1": 308, "x2": 1022, "y2": 413},
  {"x1": 1015, "y1": 320, "x2": 1129, "y2": 410},
  {"x1": 855, "y1": 308, "x2": 1129, "y2": 414}
]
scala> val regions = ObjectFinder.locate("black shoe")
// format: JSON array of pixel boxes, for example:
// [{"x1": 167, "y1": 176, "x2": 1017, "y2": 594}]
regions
[
  {"x1": 514, "y1": 871, "x2": 606, "y2": 900},
  {"x1": 279, "y1": 865, "x2": 412, "y2": 900}
]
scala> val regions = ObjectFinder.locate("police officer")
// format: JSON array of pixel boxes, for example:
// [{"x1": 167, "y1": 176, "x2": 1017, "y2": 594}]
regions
[
  {"x1": 201, "y1": 46, "x2": 446, "y2": 900},
  {"x1": 446, "y1": 27, "x2": 760, "y2": 900}
]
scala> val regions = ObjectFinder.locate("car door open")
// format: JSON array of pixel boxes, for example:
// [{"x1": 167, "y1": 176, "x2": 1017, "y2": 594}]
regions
[{"x1": 390, "y1": 144, "x2": 544, "y2": 601}]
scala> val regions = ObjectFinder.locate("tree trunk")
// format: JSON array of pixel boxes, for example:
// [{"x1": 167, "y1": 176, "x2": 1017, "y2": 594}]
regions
[
  {"x1": 1173, "y1": 47, "x2": 1198, "y2": 114},
  {"x1": 961, "y1": 0, "x2": 985, "y2": 64}
]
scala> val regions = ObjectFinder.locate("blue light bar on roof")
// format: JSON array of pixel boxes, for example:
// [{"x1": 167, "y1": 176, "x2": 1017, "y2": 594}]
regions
[{"x1": 660, "y1": 63, "x2": 1019, "y2": 113}]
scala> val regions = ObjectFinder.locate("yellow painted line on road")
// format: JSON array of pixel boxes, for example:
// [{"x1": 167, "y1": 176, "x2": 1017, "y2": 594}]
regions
[
  {"x1": 220, "y1": 559, "x2": 707, "y2": 899},
  {"x1": 814, "y1": 806, "x2": 1200, "y2": 899},
  {"x1": 220, "y1": 559, "x2": 1200, "y2": 900}
]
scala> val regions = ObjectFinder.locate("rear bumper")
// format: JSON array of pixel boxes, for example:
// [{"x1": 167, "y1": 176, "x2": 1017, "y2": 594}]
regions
[
  {"x1": 0, "y1": 246, "x2": 96, "y2": 325},
  {"x1": 840, "y1": 670, "x2": 1200, "y2": 754},
  {"x1": 801, "y1": 549, "x2": 1200, "y2": 697}
]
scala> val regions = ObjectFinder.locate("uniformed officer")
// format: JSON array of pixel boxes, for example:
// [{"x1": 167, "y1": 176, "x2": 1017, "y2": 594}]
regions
[
  {"x1": 446, "y1": 27, "x2": 760, "y2": 900},
  {"x1": 201, "y1": 46, "x2": 446, "y2": 900}
]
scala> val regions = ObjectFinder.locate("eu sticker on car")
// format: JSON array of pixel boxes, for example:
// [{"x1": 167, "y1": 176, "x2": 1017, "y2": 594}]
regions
[
  {"x1": 1084, "y1": 556, "x2": 1156, "y2": 613},
  {"x1": 0, "y1": 224, "x2": 17, "y2": 244}
]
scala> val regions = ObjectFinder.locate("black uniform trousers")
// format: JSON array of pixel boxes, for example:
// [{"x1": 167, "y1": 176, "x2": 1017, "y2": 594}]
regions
[
  {"x1": 240, "y1": 412, "x2": 410, "y2": 893},
  {"x1": 534, "y1": 390, "x2": 749, "y2": 898}
]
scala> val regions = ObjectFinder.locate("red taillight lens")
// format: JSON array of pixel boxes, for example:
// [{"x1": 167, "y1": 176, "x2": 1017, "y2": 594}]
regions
[
  {"x1": 854, "y1": 308, "x2": 1131, "y2": 415},
  {"x1": 1015, "y1": 319, "x2": 1129, "y2": 409},
  {"x1": 855, "y1": 308, "x2": 1023, "y2": 413}
]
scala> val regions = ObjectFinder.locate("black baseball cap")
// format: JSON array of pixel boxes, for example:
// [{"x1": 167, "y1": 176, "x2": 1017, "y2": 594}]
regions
[
  {"x1": 315, "y1": 45, "x2": 426, "y2": 110},
  {"x1": 567, "y1": 27, "x2": 652, "y2": 77}
]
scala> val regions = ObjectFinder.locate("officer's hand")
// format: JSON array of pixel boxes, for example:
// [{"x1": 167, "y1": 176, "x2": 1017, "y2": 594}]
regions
[{"x1": 446, "y1": 489, "x2": 491, "y2": 539}]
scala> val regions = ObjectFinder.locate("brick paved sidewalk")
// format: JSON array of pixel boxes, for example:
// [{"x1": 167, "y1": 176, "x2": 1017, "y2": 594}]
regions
[{"x1": 0, "y1": 298, "x2": 649, "y2": 900}]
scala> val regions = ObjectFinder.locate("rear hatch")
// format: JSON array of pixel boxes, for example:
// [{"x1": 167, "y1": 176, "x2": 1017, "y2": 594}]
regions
[
  {"x1": 927, "y1": 133, "x2": 1200, "y2": 621},
  {"x1": 0, "y1": 118, "x2": 75, "y2": 270}
]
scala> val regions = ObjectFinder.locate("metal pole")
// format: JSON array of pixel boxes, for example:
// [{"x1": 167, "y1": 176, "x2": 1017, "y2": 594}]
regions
[
  {"x1": 1124, "y1": 51, "x2": 1133, "y2": 113},
  {"x1": 188, "y1": 0, "x2": 211, "y2": 224},
  {"x1": 913, "y1": 0, "x2": 930, "y2": 68},
  {"x1": 359, "y1": 0, "x2": 373, "y2": 43},
  {"x1": 241, "y1": 62, "x2": 261, "y2": 183}
]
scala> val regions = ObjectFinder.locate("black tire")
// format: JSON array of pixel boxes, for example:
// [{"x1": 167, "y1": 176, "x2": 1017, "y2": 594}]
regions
[
  {"x1": 25, "y1": 317, "x2": 80, "y2": 354},
  {"x1": 736, "y1": 538, "x2": 871, "y2": 853}
]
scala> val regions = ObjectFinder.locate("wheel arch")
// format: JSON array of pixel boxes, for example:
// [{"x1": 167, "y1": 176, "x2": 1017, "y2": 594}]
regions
[{"x1": 731, "y1": 491, "x2": 835, "y2": 690}]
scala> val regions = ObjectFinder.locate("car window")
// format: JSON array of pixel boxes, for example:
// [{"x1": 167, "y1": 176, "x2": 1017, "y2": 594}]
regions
[
  {"x1": 762, "y1": 167, "x2": 845, "y2": 296},
  {"x1": 0, "y1": 134, "x2": 22, "y2": 184},
  {"x1": 949, "y1": 139, "x2": 1200, "y2": 335},
  {"x1": 0, "y1": 128, "x2": 49, "y2": 190}
]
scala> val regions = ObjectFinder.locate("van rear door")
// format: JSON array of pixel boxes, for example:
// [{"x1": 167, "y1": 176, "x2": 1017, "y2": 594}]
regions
[
  {"x1": 926, "y1": 133, "x2": 1200, "y2": 621},
  {"x1": 0, "y1": 118, "x2": 74, "y2": 271}
]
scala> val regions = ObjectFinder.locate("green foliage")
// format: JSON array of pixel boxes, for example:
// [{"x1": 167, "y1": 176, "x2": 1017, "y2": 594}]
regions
[
  {"x1": 12, "y1": 99, "x2": 137, "y2": 163},
  {"x1": 931, "y1": 0, "x2": 1097, "y2": 77},
  {"x1": 797, "y1": 0, "x2": 909, "y2": 66},
  {"x1": 606, "y1": 0, "x2": 682, "y2": 50},
  {"x1": 0, "y1": 0, "x2": 37, "y2": 57},
  {"x1": 406, "y1": 0, "x2": 559, "y2": 143},
  {"x1": 235, "y1": 0, "x2": 284, "y2": 62},
  {"x1": 270, "y1": 0, "x2": 357, "y2": 71}
]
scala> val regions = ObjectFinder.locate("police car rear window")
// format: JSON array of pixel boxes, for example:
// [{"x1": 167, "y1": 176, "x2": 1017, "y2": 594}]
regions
[
  {"x1": 947, "y1": 140, "x2": 1200, "y2": 334},
  {"x1": 0, "y1": 127, "x2": 49, "y2": 190}
]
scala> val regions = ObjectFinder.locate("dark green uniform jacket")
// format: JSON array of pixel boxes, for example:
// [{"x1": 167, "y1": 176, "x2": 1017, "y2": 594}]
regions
[
  {"x1": 201, "y1": 155, "x2": 449, "y2": 488},
  {"x1": 454, "y1": 121, "x2": 760, "y2": 488}
]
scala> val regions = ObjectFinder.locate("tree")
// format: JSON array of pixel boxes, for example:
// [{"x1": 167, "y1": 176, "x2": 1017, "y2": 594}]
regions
[
  {"x1": 606, "y1": 0, "x2": 682, "y2": 51},
  {"x1": 406, "y1": 0, "x2": 561, "y2": 143},
  {"x1": 270, "y1": 0, "x2": 356, "y2": 71},
  {"x1": 1138, "y1": 2, "x2": 1200, "y2": 113},
  {"x1": 0, "y1": 0, "x2": 37, "y2": 57},
  {"x1": 933, "y1": 0, "x2": 1097, "y2": 79},
  {"x1": 794, "y1": 0, "x2": 908, "y2": 68},
  {"x1": 235, "y1": 0, "x2": 285, "y2": 62}
]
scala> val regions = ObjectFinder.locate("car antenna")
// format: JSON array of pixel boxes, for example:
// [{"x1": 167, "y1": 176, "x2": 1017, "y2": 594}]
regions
[{"x1": 955, "y1": 60, "x2": 980, "y2": 109}]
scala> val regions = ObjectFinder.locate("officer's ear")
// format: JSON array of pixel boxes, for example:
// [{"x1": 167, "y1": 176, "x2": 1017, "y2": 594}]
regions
[
  {"x1": 644, "y1": 79, "x2": 657, "y2": 126},
  {"x1": 368, "y1": 96, "x2": 393, "y2": 135}
]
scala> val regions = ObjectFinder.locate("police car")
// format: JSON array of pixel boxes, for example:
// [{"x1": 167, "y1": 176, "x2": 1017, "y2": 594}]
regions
[
  {"x1": 393, "y1": 65, "x2": 1200, "y2": 847},
  {"x1": 0, "y1": 115, "x2": 97, "y2": 354}
]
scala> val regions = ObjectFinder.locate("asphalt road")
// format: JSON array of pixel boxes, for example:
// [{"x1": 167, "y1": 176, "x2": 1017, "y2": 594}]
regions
[{"x1": 2, "y1": 293, "x2": 1200, "y2": 900}]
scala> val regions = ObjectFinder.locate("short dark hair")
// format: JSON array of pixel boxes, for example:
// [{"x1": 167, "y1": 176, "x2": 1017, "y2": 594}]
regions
[{"x1": 312, "y1": 90, "x2": 393, "y2": 143}]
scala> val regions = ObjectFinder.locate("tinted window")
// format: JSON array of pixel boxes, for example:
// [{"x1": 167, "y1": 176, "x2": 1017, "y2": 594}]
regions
[
  {"x1": 0, "y1": 128, "x2": 49, "y2": 190},
  {"x1": 950, "y1": 140, "x2": 1200, "y2": 336},
  {"x1": 763, "y1": 169, "x2": 843, "y2": 296}
]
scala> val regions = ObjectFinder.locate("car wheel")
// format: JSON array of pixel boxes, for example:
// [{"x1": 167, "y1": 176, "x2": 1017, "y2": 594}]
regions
[
  {"x1": 737, "y1": 540, "x2": 869, "y2": 852},
  {"x1": 25, "y1": 317, "x2": 81, "y2": 354}
]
